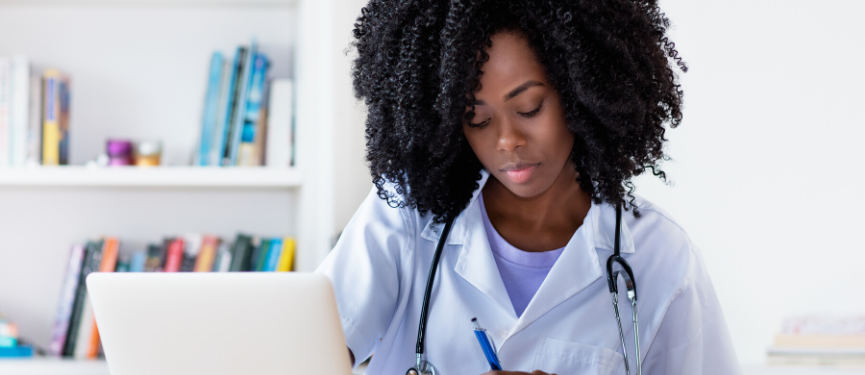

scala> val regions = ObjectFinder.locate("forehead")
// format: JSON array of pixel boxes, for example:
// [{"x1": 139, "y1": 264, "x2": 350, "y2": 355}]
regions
[{"x1": 478, "y1": 32, "x2": 547, "y2": 96}]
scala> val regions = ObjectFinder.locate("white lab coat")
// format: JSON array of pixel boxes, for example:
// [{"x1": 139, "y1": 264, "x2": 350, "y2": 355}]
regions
[{"x1": 317, "y1": 170, "x2": 741, "y2": 375}]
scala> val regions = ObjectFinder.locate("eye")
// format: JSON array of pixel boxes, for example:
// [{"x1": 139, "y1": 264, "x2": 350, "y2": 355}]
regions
[
  {"x1": 468, "y1": 119, "x2": 491, "y2": 128},
  {"x1": 517, "y1": 101, "x2": 543, "y2": 118}
]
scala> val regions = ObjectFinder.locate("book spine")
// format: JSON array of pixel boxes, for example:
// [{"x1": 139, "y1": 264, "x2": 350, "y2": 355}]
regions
[
  {"x1": 220, "y1": 47, "x2": 246, "y2": 166},
  {"x1": 63, "y1": 240, "x2": 102, "y2": 357},
  {"x1": 209, "y1": 60, "x2": 231, "y2": 166},
  {"x1": 9, "y1": 56, "x2": 29, "y2": 167},
  {"x1": 265, "y1": 80, "x2": 293, "y2": 168},
  {"x1": 48, "y1": 244, "x2": 85, "y2": 356},
  {"x1": 193, "y1": 235, "x2": 218, "y2": 272},
  {"x1": 214, "y1": 242, "x2": 232, "y2": 272},
  {"x1": 41, "y1": 70, "x2": 60, "y2": 166},
  {"x1": 226, "y1": 40, "x2": 258, "y2": 166},
  {"x1": 129, "y1": 251, "x2": 146, "y2": 272},
  {"x1": 57, "y1": 76, "x2": 70, "y2": 165},
  {"x1": 252, "y1": 237, "x2": 268, "y2": 272},
  {"x1": 198, "y1": 52, "x2": 224, "y2": 166},
  {"x1": 275, "y1": 237, "x2": 296, "y2": 272},
  {"x1": 237, "y1": 52, "x2": 269, "y2": 166},
  {"x1": 0, "y1": 58, "x2": 10, "y2": 167},
  {"x1": 26, "y1": 75, "x2": 41, "y2": 165},
  {"x1": 85, "y1": 237, "x2": 119, "y2": 359},
  {"x1": 163, "y1": 238, "x2": 185, "y2": 272},
  {"x1": 264, "y1": 238, "x2": 282, "y2": 272},
  {"x1": 228, "y1": 234, "x2": 252, "y2": 272}
]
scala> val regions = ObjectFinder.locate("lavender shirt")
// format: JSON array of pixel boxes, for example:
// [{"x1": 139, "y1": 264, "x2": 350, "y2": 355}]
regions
[{"x1": 479, "y1": 194, "x2": 564, "y2": 318}]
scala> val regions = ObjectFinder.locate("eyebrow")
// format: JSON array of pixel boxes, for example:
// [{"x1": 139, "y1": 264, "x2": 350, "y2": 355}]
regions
[{"x1": 472, "y1": 80, "x2": 545, "y2": 105}]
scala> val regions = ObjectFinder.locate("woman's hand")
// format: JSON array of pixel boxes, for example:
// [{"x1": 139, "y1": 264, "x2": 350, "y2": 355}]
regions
[{"x1": 482, "y1": 371, "x2": 555, "y2": 375}]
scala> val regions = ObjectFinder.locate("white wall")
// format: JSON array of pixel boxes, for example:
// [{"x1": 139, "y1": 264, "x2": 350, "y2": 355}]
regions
[{"x1": 638, "y1": 0, "x2": 865, "y2": 364}]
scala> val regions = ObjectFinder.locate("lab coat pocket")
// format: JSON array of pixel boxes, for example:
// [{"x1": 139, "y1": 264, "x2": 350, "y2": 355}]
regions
[{"x1": 531, "y1": 337, "x2": 623, "y2": 375}]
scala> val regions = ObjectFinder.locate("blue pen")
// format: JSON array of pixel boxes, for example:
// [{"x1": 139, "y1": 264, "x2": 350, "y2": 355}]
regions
[{"x1": 471, "y1": 317, "x2": 502, "y2": 371}]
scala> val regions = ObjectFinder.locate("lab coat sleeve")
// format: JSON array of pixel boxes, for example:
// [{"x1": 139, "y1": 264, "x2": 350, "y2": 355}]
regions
[
  {"x1": 641, "y1": 242, "x2": 742, "y2": 375},
  {"x1": 315, "y1": 186, "x2": 415, "y2": 365}
]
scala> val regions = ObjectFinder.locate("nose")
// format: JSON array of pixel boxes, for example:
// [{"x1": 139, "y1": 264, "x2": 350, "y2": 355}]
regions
[{"x1": 496, "y1": 117, "x2": 526, "y2": 152}]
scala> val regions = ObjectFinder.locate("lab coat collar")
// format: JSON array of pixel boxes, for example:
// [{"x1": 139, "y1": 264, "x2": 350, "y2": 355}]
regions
[{"x1": 419, "y1": 169, "x2": 636, "y2": 330}]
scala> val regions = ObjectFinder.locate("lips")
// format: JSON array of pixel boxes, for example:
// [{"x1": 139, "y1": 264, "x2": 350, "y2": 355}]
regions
[{"x1": 501, "y1": 163, "x2": 540, "y2": 184}]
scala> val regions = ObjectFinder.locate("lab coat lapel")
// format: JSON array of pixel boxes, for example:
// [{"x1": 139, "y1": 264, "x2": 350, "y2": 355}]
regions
[
  {"x1": 453, "y1": 197, "x2": 518, "y2": 319},
  {"x1": 508, "y1": 202, "x2": 606, "y2": 337}
]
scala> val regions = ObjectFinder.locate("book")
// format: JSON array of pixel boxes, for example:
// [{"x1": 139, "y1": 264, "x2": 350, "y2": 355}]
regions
[
  {"x1": 209, "y1": 58, "x2": 232, "y2": 166},
  {"x1": 129, "y1": 250, "x2": 146, "y2": 272},
  {"x1": 48, "y1": 244, "x2": 85, "y2": 356},
  {"x1": 63, "y1": 240, "x2": 102, "y2": 357},
  {"x1": 0, "y1": 58, "x2": 9, "y2": 167},
  {"x1": 0, "y1": 345, "x2": 33, "y2": 358},
  {"x1": 251, "y1": 80, "x2": 270, "y2": 166},
  {"x1": 163, "y1": 238, "x2": 185, "y2": 272},
  {"x1": 26, "y1": 74, "x2": 41, "y2": 165},
  {"x1": 212, "y1": 241, "x2": 232, "y2": 272},
  {"x1": 768, "y1": 315, "x2": 865, "y2": 366},
  {"x1": 265, "y1": 80, "x2": 293, "y2": 168},
  {"x1": 252, "y1": 237, "x2": 270, "y2": 272},
  {"x1": 144, "y1": 243, "x2": 165, "y2": 272},
  {"x1": 9, "y1": 56, "x2": 29, "y2": 167},
  {"x1": 275, "y1": 237, "x2": 296, "y2": 272},
  {"x1": 263, "y1": 238, "x2": 282, "y2": 272},
  {"x1": 193, "y1": 235, "x2": 218, "y2": 272},
  {"x1": 225, "y1": 40, "x2": 258, "y2": 166},
  {"x1": 42, "y1": 69, "x2": 70, "y2": 166},
  {"x1": 237, "y1": 52, "x2": 269, "y2": 166},
  {"x1": 220, "y1": 46, "x2": 248, "y2": 166},
  {"x1": 228, "y1": 234, "x2": 253, "y2": 272},
  {"x1": 180, "y1": 233, "x2": 202, "y2": 272},
  {"x1": 82, "y1": 237, "x2": 119, "y2": 360},
  {"x1": 198, "y1": 52, "x2": 224, "y2": 166},
  {"x1": 73, "y1": 297, "x2": 95, "y2": 359}
]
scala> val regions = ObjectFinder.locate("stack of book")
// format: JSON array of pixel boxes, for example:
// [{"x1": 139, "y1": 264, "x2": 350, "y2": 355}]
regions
[
  {"x1": 768, "y1": 315, "x2": 865, "y2": 366},
  {"x1": 0, "y1": 316, "x2": 33, "y2": 358},
  {"x1": 0, "y1": 56, "x2": 71, "y2": 167},
  {"x1": 48, "y1": 233, "x2": 296, "y2": 359},
  {"x1": 196, "y1": 40, "x2": 294, "y2": 168}
]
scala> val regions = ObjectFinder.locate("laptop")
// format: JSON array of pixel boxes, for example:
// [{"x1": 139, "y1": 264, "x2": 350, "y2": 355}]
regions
[{"x1": 86, "y1": 272, "x2": 353, "y2": 375}]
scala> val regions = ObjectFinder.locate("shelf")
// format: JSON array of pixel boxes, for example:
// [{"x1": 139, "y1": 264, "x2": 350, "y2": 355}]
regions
[{"x1": 0, "y1": 166, "x2": 301, "y2": 188}]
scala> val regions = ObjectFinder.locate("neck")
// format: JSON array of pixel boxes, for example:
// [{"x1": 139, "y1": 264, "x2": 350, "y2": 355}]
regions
[{"x1": 482, "y1": 163, "x2": 592, "y2": 252}]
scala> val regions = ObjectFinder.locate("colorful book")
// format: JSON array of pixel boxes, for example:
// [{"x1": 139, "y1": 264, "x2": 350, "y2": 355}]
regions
[
  {"x1": 225, "y1": 40, "x2": 258, "y2": 166},
  {"x1": 212, "y1": 241, "x2": 232, "y2": 272},
  {"x1": 26, "y1": 74, "x2": 41, "y2": 165},
  {"x1": 9, "y1": 56, "x2": 29, "y2": 167},
  {"x1": 228, "y1": 234, "x2": 253, "y2": 272},
  {"x1": 0, "y1": 345, "x2": 33, "y2": 358},
  {"x1": 163, "y1": 238, "x2": 185, "y2": 272},
  {"x1": 144, "y1": 243, "x2": 165, "y2": 272},
  {"x1": 219, "y1": 46, "x2": 247, "y2": 166},
  {"x1": 265, "y1": 80, "x2": 293, "y2": 168},
  {"x1": 209, "y1": 59, "x2": 232, "y2": 166},
  {"x1": 252, "y1": 237, "x2": 270, "y2": 272},
  {"x1": 263, "y1": 238, "x2": 282, "y2": 272},
  {"x1": 48, "y1": 244, "x2": 85, "y2": 356},
  {"x1": 193, "y1": 235, "x2": 218, "y2": 272},
  {"x1": 198, "y1": 52, "x2": 224, "y2": 166},
  {"x1": 180, "y1": 234, "x2": 202, "y2": 272},
  {"x1": 129, "y1": 251, "x2": 146, "y2": 272},
  {"x1": 63, "y1": 240, "x2": 102, "y2": 357},
  {"x1": 237, "y1": 52, "x2": 269, "y2": 166},
  {"x1": 42, "y1": 69, "x2": 70, "y2": 165},
  {"x1": 82, "y1": 237, "x2": 119, "y2": 360},
  {"x1": 275, "y1": 237, "x2": 296, "y2": 272},
  {"x1": 0, "y1": 58, "x2": 10, "y2": 167}
]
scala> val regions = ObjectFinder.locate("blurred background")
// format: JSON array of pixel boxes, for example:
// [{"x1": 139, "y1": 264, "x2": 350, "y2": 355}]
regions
[{"x1": 0, "y1": 0, "x2": 862, "y2": 373}]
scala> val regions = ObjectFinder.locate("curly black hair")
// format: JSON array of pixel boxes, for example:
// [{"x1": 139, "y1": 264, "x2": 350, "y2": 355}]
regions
[{"x1": 352, "y1": 0, "x2": 687, "y2": 223}]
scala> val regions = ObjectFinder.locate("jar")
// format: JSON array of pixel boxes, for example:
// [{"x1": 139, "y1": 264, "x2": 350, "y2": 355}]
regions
[
  {"x1": 134, "y1": 140, "x2": 162, "y2": 167},
  {"x1": 106, "y1": 139, "x2": 133, "y2": 166}
]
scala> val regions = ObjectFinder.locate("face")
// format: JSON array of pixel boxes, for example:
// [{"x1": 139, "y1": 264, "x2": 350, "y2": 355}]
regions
[{"x1": 463, "y1": 31, "x2": 575, "y2": 198}]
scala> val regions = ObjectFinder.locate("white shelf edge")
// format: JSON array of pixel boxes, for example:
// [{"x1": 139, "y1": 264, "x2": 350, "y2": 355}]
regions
[
  {"x1": 0, "y1": 358, "x2": 109, "y2": 375},
  {"x1": 0, "y1": 166, "x2": 302, "y2": 188},
  {"x1": 0, "y1": 0, "x2": 298, "y2": 6}
]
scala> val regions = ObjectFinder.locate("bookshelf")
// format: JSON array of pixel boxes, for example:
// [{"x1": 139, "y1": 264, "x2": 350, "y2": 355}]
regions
[
  {"x1": 0, "y1": 166, "x2": 302, "y2": 187},
  {"x1": 0, "y1": 0, "x2": 371, "y2": 370}
]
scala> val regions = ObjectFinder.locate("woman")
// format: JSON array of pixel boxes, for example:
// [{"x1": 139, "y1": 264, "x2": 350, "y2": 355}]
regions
[{"x1": 317, "y1": 1, "x2": 740, "y2": 374}]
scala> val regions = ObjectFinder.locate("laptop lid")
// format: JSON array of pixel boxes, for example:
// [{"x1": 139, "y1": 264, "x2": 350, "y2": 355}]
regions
[{"x1": 86, "y1": 272, "x2": 352, "y2": 375}]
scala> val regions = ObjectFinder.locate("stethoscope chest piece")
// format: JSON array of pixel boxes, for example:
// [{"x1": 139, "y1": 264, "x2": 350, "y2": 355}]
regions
[{"x1": 406, "y1": 358, "x2": 436, "y2": 375}]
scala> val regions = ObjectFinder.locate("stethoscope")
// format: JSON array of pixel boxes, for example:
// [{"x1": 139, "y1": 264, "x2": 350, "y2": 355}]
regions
[{"x1": 406, "y1": 201, "x2": 642, "y2": 375}]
